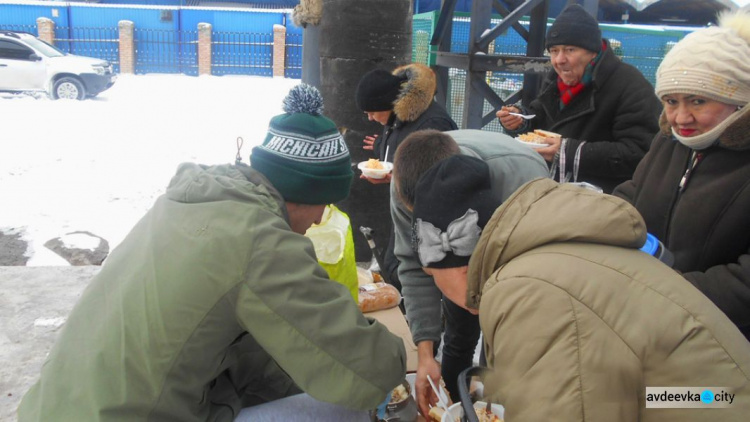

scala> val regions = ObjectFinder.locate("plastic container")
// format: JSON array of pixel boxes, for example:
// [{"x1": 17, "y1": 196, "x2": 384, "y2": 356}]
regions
[
  {"x1": 383, "y1": 378, "x2": 418, "y2": 422},
  {"x1": 358, "y1": 161, "x2": 393, "y2": 179}
]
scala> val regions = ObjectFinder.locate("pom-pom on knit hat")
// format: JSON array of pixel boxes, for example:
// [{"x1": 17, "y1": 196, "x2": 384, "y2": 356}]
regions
[
  {"x1": 355, "y1": 68, "x2": 406, "y2": 112},
  {"x1": 545, "y1": 4, "x2": 602, "y2": 53},
  {"x1": 251, "y1": 84, "x2": 353, "y2": 205},
  {"x1": 655, "y1": 10, "x2": 750, "y2": 106},
  {"x1": 412, "y1": 155, "x2": 501, "y2": 269}
]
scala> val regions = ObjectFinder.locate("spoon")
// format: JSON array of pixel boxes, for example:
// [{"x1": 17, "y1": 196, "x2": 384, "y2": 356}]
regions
[
  {"x1": 508, "y1": 112, "x2": 536, "y2": 119},
  {"x1": 427, "y1": 375, "x2": 454, "y2": 422}
]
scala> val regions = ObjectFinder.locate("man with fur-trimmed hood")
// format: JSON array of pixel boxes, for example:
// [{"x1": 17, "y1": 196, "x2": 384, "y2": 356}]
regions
[
  {"x1": 356, "y1": 63, "x2": 457, "y2": 176},
  {"x1": 354, "y1": 63, "x2": 457, "y2": 293}
]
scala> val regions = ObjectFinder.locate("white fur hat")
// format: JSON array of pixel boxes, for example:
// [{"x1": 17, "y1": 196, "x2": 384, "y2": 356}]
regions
[{"x1": 655, "y1": 11, "x2": 750, "y2": 106}]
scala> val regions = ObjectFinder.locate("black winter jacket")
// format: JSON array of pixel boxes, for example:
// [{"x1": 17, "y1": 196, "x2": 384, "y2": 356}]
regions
[
  {"x1": 614, "y1": 107, "x2": 750, "y2": 341},
  {"x1": 507, "y1": 40, "x2": 661, "y2": 193}
]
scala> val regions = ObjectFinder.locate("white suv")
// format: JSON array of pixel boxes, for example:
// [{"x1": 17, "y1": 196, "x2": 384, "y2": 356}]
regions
[{"x1": 0, "y1": 31, "x2": 116, "y2": 100}]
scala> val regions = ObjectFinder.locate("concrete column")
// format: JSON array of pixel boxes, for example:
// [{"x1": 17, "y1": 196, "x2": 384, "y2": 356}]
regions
[
  {"x1": 318, "y1": 0, "x2": 412, "y2": 262},
  {"x1": 36, "y1": 17, "x2": 55, "y2": 45},
  {"x1": 118, "y1": 20, "x2": 135, "y2": 74},
  {"x1": 273, "y1": 24, "x2": 287, "y2": 77},
  {"x1": 198, "y1": 23, "x2": 212, "y2": 76},
  {"x1": 301, "y1": 24, "x2": 321, "y2": 87}
]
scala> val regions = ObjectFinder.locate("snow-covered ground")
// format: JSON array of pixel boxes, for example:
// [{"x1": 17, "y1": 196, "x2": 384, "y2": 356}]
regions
[{"x1": 0, "y1": 73, "x2": 299, "y2": 265}]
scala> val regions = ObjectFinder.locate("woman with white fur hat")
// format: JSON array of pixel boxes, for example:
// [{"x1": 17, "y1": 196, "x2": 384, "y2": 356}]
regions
[{"x1": 614, "y1": 10, "x2": 750, "y2": 341}]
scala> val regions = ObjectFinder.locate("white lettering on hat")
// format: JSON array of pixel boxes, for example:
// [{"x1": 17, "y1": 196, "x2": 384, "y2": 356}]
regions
[
  {"x1": 266, "y1": 136, "x2": 285, "y2": 150},
  {"x1": 289, "y1": 141, "x2": 310, "y2": 157},
  {"x1": 263, "y1": 129, "x2": 349, "y2": 162},
  {"x1": 279, "y1": 139, "x2": 296, "y2": 154}
]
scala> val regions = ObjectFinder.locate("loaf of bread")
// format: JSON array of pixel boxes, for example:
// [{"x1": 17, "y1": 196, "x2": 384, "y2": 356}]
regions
[{"x1": 357, "y1": 282, "x2": 401, "y2": 313}]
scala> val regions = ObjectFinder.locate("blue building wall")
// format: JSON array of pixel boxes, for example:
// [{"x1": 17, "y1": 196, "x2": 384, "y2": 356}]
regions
[
  {"x1": 69, "y1": 5, "x2": 179, "y2": 30},
  {"x1": 0, "y1": 3, "x2": 70, "y2": 30}
]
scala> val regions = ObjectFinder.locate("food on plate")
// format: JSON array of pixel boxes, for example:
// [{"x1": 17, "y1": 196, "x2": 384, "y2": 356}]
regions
[
  {"x1": 427, "y1": 406, "x2": 445, "y2": 422},
  {"x1": 371, "y1": 271, "x2": 384, "y2": 283},
  {"x1": 390, "y1": 384, "x2": 410, "y2": 403},
  {"x1": 365, "y1": 158, "x2": 384, "y2": 169},
  {"x1": 517, "y1": 129, "x2": 561, "y2": 145},
  {"x1": 357, "y1": 282, "x2": 401, "y2": 313},
  {"x1": 439, "y1": 402, "x2": 504, "y2": 422},
  {"x1": 534, "y1": 129, "x2": 561, "y2": 139},
  {"x1": 357, "y1": 159, "x2": 392, "y2": 179},
  {"x1": 474, "y1": 406, "x2": 503, "y2": 422}
]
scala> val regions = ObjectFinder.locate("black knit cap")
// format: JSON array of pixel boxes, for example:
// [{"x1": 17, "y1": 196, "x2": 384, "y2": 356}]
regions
[
  {"x1": 412, "y1": 155, "x2": 501, "y2": 269},
  {"x1": 355, "y1": 68, "x2": 405, "y2": 112},
  {"x1": 546, "y1": 4, "x2": 602, "y2": 53}
]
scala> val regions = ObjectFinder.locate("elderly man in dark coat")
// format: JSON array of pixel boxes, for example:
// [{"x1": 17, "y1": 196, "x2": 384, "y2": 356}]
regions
[{"x1": 497, "y1": 4, "x2": 661, "y2": 193}]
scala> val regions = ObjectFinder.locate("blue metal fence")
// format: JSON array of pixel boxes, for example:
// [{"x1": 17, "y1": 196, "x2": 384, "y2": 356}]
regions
[
  {"x1": 0, "y1": 2, "x2": 299, "y2": 77},
  {"x1": 55, "y1": 26, "x2": 121, "y2": 72},
  {"x1": 211, "y1": 30, "x2": 273, "y2": 76},
  {"x1": 134, "y1": 28, "x2": 196, "y2": 74},
  {"x1": 285, "y1": 31, "x2": 302, "y2": 79},
  {"x1": 0, "y1": 23, "x2": 36, "y2": 34}
]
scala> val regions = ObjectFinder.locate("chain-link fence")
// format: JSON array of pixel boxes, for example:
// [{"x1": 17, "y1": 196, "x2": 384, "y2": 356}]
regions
[{"x1": 412, "y1": 11, "x2": 695, "y2": 132}]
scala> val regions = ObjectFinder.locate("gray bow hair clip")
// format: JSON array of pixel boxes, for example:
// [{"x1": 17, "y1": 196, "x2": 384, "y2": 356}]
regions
[{"x1": 415, "y1": 209, "x2": 482, "y2": 266}]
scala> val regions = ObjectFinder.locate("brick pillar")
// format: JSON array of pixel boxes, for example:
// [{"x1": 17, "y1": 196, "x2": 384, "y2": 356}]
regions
[
  {"x1": 198, "y1": 23, "x2": 212, "y2": 76},
  {"x1": 273, "y1": 24, "x2": 286, "y2": 77},
  {"x1": 118, "y1": 20, "x2": 135, "y2": 74},
  {"x1": 36, "y1": 17, "x2": 55, "y2": 45}
]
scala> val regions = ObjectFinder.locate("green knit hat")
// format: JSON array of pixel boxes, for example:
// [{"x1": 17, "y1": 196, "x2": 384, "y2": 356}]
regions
[{"x1": 251, "y1": 84, "x2": 353, "y2": 205}]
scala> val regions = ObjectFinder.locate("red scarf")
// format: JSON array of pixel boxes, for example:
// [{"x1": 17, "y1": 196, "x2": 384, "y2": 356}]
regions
[
  {"x1": 557, "y1": 41, "x2": 607, "y2": 108},
  {"x1": 557, "y1": 79, "x2": 586, "y2": 107}
]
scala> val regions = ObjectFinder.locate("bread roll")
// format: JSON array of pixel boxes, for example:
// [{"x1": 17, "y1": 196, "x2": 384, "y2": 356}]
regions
[
  {"x1": 428, "y1": 406, "x2": 445, "y2": 422},
  {"x1": 533, "y1": 129, "x2": 561, "y2": 139},
  {"x1": 358, "y1": 282, "x2": 401, "y2": 313}
]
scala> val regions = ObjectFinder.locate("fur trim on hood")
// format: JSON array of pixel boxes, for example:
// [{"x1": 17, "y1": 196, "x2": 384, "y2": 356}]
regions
[
  {"x1": 392, "y1": 63, "x2": 437, "y2": 122},
  {"x1": 658, "y1": 105, "x2": 750, "y2": 150},
  {"x1": 292, "y1": 0, "x2": 322, "y2": 27}
]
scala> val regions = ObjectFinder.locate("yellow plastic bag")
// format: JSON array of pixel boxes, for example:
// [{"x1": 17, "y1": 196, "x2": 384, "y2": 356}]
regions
[{"x1": 305, "y1": 205, "x2": 358, "y2": 302}]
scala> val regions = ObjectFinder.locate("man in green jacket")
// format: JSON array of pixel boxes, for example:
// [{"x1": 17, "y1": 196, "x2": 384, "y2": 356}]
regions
[{"x1": 18, "y1": 84, "x2": 406, "y2": 422}]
